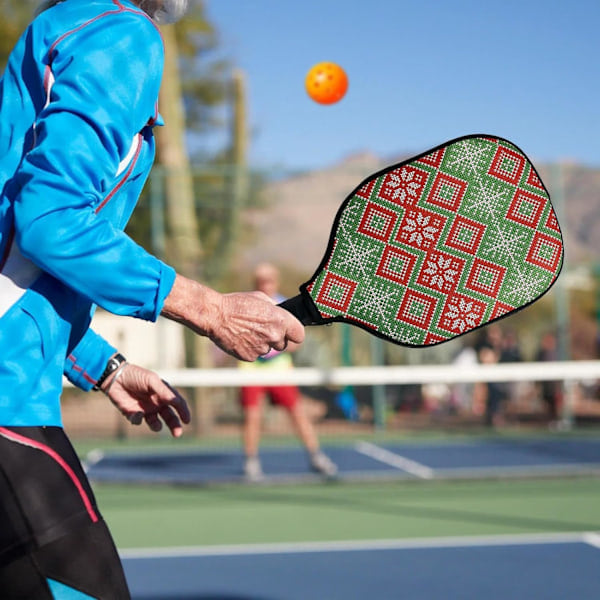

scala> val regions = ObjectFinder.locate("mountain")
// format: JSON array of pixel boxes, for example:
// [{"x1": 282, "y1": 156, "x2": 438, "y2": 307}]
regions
[
  {"x1": 242, "y1": 152, "x2": 599, "y2": 280},
  {"x1": 243, "y1": 152, "x2": 386, "y2": 276}
]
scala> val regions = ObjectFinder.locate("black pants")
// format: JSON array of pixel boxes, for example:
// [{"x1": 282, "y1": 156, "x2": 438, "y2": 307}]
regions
[{"x1": 0, "y1": 426, "x2": 130, "y2": 599}]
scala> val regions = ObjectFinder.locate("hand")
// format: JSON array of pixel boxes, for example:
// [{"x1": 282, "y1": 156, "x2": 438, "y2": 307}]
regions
[
  {"x1": 208, "y1": 290, "x2": 304, "y2": 361},
  {"x1": 101, "y1": 363, "x2": 191, "y2": 437},
  {"x1": 161, "y1": 275, "x2": 305, "y2": 362}
]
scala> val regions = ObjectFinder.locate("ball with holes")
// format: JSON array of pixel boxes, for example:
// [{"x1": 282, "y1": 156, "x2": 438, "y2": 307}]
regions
[{"x1": 305, "y1": 62, "x2": 348, "y2": 105}]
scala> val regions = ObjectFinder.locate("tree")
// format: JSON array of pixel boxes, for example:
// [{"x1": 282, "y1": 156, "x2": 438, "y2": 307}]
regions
[
  {"x1": 166, "y1": 2, "x2": 252, "y2": 284},
  {"x1": 173, "y1": 1, "x2": 229, "y2": 143},
  {"x1": 154, "y1": 5, "x2": 234, "y2": 432},
  {"x1": 0, "y1": 0, "x2": 37, "y2": 68},
  {"x1": 156, "y1": 0, "x2": 230, "y2": 273},
  {"x1": 154, "y1": 23, "x2": 204, "y2": 281}
]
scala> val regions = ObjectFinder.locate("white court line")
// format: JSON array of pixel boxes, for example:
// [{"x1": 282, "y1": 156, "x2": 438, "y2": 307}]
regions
[
  {"x1": 120, "y1": 532, "x2": 591, "y2": 559},
  {"x1": 582, "y1": 532, "x2": 600, "y2": 549},
  {"x1": 354, "y1": 440, "x2": 435, "y2": 479}
]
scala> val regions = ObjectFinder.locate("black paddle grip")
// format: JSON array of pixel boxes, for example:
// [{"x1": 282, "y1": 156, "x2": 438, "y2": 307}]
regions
[{"x1": 278, "y1": 293, "x2": 323, "y2": 326}]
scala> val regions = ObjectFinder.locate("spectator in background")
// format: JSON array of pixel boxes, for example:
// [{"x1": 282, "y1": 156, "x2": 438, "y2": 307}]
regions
[
  {"x1": 536, "y1": 331, "x2": 563, "y2": 421},
  {"x1": 481, "y1": 324, "x2": 504, "y2": 356},
  {"x1": 477, "y1": 343, "x2": 506, "y2": 427},
  {"x1": 475, "y1": 325, "x2": 524, "y2": 406},
  {"x1": 478, "y1": 324, "x2": 522, "y2": 364},
  {"x1": 500, "y1": 329, "x2": 523, "y2": 363},
  {"x1": 239, "y1": 263, "x2": 338, "y2": 481},
  {"x1": 499, "y1": 328, "x2": 523, "y2": 406}
]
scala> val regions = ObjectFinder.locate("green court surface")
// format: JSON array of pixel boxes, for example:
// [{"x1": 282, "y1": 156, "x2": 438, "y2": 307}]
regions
[{"x1": 95, "y1": 477, "x2": 600, "y2": 550}]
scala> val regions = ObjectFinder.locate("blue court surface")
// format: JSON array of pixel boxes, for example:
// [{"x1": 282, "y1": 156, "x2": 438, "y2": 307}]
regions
[
  {"x1": 89, "y1": 437, "x2": 600, "y2": 599},
  {"x1": 122, "y1": 533, "x2": 600, "y2": 600},
  {"x1": 86, "y1": 437, "x2": 600, "y2": 485}
]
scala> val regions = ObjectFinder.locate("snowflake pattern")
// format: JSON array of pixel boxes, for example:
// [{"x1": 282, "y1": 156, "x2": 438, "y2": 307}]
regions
[
  {"x1": 467, "y1": 179, "x2": 509, "y2": 220},
  {"x1": 353, "y1": 283, "x2": 398, "y2": 320},
  {"x1": 423, "y1": 255, "x2": 458, "y2": 291},
  {"x1": 401, "y1": 212, "x2": 439, "y2": 247},
  {"x1": 333, "y1": 236, "x2": 381, "y2": 280},
  {"x1": 482, "y1": 225, "x2": 528, "y2": 262},
  {"x1": 503, "y1": 270, "x2": 549, "y2": 304},
  {"x1": 352, "y1": 283, "x2": 402, "y2": 340},
  {"x1": 383, "y1": 169, "x2": 422, "y2": 203},
  {"x1": 444, "y1": 298, "x2": 482, "y2": 333},
  {"x1": 446, "y1": 139, "x2": 491, "y2": 177},
  {"x1": 305, "y1": 136, "x2": 563, "y2": 347}
]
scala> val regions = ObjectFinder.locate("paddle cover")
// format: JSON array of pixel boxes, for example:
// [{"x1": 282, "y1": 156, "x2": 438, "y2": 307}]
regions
[{"x1": 280, "y1": 135, "x2": 564, "y2": 347}]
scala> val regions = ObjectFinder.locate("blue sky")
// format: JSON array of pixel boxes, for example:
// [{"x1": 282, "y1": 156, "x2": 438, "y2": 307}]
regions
[{"x1": 204, "y1": 0, "x2": 599, "y2": 171}]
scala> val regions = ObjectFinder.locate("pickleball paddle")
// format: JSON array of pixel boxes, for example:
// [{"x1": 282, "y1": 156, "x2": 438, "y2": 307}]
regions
[{"x1": 279, "y1": 134, "x2": 564, "y2": 347}]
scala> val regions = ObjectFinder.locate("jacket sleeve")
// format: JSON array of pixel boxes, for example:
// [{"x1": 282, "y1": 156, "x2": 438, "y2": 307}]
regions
[
  {"x1": 64, "y1": 327, "x2": 117, "y2": 392},
  {"x1": 12, "y1": 11, "x2": 175, "y2": 321}
]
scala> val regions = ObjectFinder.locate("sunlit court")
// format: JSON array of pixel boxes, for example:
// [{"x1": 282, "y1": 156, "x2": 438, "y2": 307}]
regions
[{"x1": 0, "y1": 0, "x2": 599, "y2": 599}]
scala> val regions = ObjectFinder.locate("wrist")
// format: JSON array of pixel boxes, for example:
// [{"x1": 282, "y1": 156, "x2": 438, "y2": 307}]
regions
[
  {"x1": 161, "y1": 274, "x2": 221, "y2": 337},
  {"x1": 93, "y1": 353, "x2": 127, "y2": 391},
  {"x1": 101, "y1": 360, "x2": 129, "y2": 396}
]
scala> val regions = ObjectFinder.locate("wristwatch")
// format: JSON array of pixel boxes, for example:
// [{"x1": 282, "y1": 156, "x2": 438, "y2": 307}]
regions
[{"x1": 93, "y1": 353, "x2": 127, "y2": 391}]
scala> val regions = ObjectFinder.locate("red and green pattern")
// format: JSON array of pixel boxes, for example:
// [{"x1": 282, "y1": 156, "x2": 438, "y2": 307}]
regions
[{"x1": 303, "y1": 135, "x2": 563, "y2": 346}]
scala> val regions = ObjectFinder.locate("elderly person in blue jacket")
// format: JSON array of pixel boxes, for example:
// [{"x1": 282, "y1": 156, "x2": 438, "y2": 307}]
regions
[{"x1": 0, "y1": 1, "x2": 304, "y2": 597}]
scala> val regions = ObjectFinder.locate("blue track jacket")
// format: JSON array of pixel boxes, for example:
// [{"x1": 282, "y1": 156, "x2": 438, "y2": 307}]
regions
[{"x1": 0, "y1": 0, "x2": 176, "y2": 426}]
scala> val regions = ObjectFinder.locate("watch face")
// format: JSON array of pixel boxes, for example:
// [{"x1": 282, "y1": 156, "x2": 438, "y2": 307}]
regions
[{"x1": 95, "y1": 354, "x2": 126, "y2": 390}]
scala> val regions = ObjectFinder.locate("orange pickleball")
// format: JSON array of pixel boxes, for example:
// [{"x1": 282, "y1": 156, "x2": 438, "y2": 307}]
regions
[{"x1": 305, "y1": 62, "x2": 348, "y2": 105}]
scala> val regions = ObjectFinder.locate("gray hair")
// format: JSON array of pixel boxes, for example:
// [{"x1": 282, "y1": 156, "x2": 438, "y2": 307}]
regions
[
  {"x1": 132, "y1": 0, "x2": 190, "y2": 24},
  {"x1": 35, "y1": 0, "x2": 63, "y2": 15},
  {"x1": 36, "y1": 0, "x2": 189, "y2": 24}
]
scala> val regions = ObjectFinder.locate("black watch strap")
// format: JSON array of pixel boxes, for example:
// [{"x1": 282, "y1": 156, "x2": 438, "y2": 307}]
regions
[{"x1": 93, "y1": 353, "x2": 127, "y2": 391}]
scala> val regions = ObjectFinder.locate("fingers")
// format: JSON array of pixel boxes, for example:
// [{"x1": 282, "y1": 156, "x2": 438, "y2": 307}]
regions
[
  {"x1": 144, "y1": 378, "x2": 191, "y2": 437},
  {"x1": 110, "y1": 366, "x2": 191, "y2": 438},
  {"x1": 128, "y1": 412, "x2": 144, "y2": 425},
  {"x1": 162, "y1": 380, "x2": 191, "y2": 424},
  {"x1": 282, "y1": 309, "x2": 305, "y2": 345},
  {"x1": 159, "y1": 404, "x2": 185, "y2": 437},
  {"x1": 270, "y1": 339, "x2": 288, "y2": 353},
  {"x1": 260, "y1": 308, "x2": 303, "y2": 356},
  {"x1": 144, "y1": 411, "x2": 163, "y2": 433},
  {"x1": 142, "y1": 405, "x2": 184, "y2": 438}
]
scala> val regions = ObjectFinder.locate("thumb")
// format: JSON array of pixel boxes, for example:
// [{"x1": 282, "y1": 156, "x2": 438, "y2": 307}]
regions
[{"x1": 284, "y1": 312, "x2": 305, "y2": 345}]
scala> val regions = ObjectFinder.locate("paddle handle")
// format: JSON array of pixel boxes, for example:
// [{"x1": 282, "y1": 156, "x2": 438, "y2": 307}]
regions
[{"x1": 278, "y1": 293, "x2": 323, "y2": 326}]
